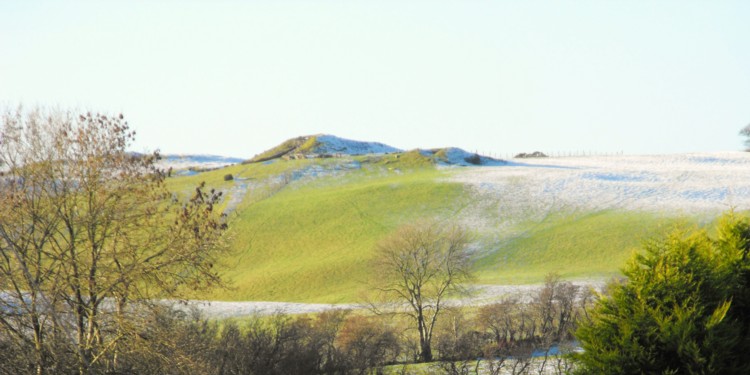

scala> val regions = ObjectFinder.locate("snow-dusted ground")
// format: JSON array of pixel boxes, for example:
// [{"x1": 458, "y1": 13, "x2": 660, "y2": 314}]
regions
[
  {"x1": 313, "y1": 134, "x2": 402, "y2": 155},
  {"x1": 178, "y1": 300, "x2": 361, "y2": 318},
  {"x1": 157, "y1": 154, "x2": 244, "y2": 171},
  {"x1": 450, "y1": 152, "x2": 750, "y2": 231},
  {"x1": 179, "y1": 281, "x2": 605, "y2": 318}
]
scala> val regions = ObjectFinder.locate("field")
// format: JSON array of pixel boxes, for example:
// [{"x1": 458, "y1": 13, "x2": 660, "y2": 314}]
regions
[{"x1": 166, "y1": 151, "x2": 750, "y2": 304}]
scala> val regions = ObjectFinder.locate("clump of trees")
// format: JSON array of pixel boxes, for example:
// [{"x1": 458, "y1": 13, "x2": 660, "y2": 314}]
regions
[
  {"x1": 109, "y1": 307, "x2": 401, "y2": 375},
  {"x1": 433, "y1": 274, "x2": 591, "y2": 375},
  {"x1": 574, "y1": 212, "x2": 750, "y2": 374},
  {"x1": 0, "y1": 107, "x2": 228, "y2": 374},
  {"x1": 514, "y1": 151, "x2": 548, "y2": 159},
  {"x1": 369, "y1": 220, "x2": 593, "y2": 372},
  {"x1": 464, "y1": 154, "x2": 482, "y2": 165}
]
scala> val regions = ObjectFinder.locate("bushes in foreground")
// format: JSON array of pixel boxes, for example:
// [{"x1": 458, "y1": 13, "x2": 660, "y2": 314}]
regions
[
  {"x1": 0, "y1": 276, "x2": 589, "y2": 375},
  {"x1": 0, "y1": 307, "x2": 402, "y2": 375},
  {"x1": 574, "y1": 212, "x2": 750, "y2": 374}
]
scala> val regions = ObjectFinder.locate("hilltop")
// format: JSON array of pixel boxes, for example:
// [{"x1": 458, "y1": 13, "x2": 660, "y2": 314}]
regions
[
  {"x1": 246, "y1": 134, "x2": 401, "y2": 162},
  {"x1": 245, "y1": 134, "x2": 505, "y2": 166}
]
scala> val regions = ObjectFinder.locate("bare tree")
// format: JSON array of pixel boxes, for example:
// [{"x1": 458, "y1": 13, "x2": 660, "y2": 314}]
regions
[
  {"x1": 434, "y1": 307, "x2": 483, "y2": 375},
  {"x1": 477, "y1": 296, "x2": 536, "y2": 375},
  {"x1": 371, "y1": 221, "x2": 473, "y2": 362},
  {"x1": 532, "y1": 273, "x2": 580, "y2": 375},
  {"x1": 0, "y1": 107, "x2": 228, "y2": 375},
  {"x1": 337, "y1": 314, "x2": 401, "y2": 373}
]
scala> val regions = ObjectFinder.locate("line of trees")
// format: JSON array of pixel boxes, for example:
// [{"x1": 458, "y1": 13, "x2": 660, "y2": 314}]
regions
[{"x1": 0, "y1": 276, "x2": 589, "y2": 375}]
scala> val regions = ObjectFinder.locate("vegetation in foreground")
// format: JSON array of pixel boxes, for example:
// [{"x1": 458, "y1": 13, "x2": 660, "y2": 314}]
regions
[
  {"x1": 574, "y1": 212, "x2": 750, "y2": 374},
  {"x1": 0, "y1": 273, "x2": 587, "y2": 374}
]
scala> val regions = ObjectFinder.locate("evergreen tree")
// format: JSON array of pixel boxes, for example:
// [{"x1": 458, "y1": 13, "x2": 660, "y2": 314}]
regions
[{"x1": 574, "y1": 213, "x2": 750, "y2": 374}]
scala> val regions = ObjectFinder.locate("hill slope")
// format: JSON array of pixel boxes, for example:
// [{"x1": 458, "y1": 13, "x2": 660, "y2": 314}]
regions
[{"x1": 167, "y1": 139, "x2": 750, "y2": 303}]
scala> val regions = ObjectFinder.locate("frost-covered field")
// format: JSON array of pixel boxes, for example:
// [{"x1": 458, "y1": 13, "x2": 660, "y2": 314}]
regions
[{"x1": 451, "y1": 152, "x2": 750, "y2": 226}]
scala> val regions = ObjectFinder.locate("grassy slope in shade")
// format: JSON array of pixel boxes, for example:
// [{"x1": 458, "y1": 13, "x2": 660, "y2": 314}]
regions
[
  {"x1": 474, "y1": 210, "x2": 683, "y2": 284},
  {"x1": 213, "y1": 169, "x2": 466, "y2": 303}
]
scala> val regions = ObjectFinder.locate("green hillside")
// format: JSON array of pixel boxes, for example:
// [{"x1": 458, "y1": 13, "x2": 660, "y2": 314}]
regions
[
  {"x1": 167, "y1": 153, "x2": 691, "y2": 303},
  {"x1": 473, "y1": 210, "x2": 679, "y2": 284}
]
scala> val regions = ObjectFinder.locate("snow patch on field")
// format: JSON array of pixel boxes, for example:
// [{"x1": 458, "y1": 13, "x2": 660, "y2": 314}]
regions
[
  {"x1": 178, "y1": 280, "x2": 605, "y2": 318},
  {"x1": 179, "y1": 300, "x2": 360, "y2": 318},
  {"x1": 313, "y1": 135, "x2": 402, "y2": 155},
  {"x1": 157, "y1": 154, "x2": 244, "y2": 170},
  {"x1": 450, "y1": 152, "x2": 750, "y2": 228}
]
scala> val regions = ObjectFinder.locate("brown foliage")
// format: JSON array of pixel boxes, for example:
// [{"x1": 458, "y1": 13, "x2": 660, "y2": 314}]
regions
[{"x1": 0, "y1": 107, "x2": 228, "y2": 375}]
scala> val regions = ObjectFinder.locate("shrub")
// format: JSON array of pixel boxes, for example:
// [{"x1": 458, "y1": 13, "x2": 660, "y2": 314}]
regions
[
  {"x1": 573, "y1": 213, "x2": 750, "y2": 374},
  {"x1": 464, "y1": 153, "x2": 482, "y2": 165}
]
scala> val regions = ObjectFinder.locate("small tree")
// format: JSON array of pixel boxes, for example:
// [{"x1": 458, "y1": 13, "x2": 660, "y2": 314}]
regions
[
  {"x1": 573, "y1": 213, "x2": 750, "y2": 374},
  {"x1": 371, "y1": 221, "x2": 474, "y2": 362},
  {"x1": 532, "y1": 274, "x2": 580, "y2": 374},
  {"x1": 337, "y1": 315, "x2": 401, "y2": 373},
  {"x1": 740, "y1": 124, "x2": 750, "y2": 151}
]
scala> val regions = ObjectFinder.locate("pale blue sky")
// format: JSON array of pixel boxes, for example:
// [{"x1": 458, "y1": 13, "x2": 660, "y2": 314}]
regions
[{"x1": 2, "y1": 1, "x2": 749, "y2": 158}]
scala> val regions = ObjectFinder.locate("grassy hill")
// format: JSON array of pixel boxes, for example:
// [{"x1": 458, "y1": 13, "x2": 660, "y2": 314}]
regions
[{"x1": 165, "y1": 139, "x2": 703, "y2": 303}]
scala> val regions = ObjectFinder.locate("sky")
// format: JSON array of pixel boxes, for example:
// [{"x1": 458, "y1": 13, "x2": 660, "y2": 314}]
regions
[{"x1": 1, "y1": 1, "x2": 749, "y2": 158}]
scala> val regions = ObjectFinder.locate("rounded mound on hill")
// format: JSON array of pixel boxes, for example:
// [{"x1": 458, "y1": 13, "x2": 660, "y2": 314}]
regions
[{"x1": 246, "y1": 134, "x2": 402, "y2": 163}]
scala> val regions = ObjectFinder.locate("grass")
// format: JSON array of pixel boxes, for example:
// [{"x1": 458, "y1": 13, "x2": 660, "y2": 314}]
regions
[
  {"x1": 473, "y1": 210, "x2": 690, "y2": 284},
  {"x1": 206, "y1": 166, "x2": 466, "y2": 303},
  {"x1": 168, "y1": 155, "x2": 701, "y2": 303}
]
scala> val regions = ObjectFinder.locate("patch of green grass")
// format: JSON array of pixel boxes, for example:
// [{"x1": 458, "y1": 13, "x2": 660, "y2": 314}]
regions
[
  {"x1": 353, "y1": 150, "x2": 435, "y2": 169},
  {"x1": 208, "y1": 168, "x2": 466, "y2": 303},
  {"x1": 473, "y1": 210, "x2": 691, "y2": 284}
]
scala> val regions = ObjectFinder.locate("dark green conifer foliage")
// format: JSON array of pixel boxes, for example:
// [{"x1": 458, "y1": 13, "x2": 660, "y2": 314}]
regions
[{"x1": 573, "y1": 212, "x2": 750, "y2": 375}]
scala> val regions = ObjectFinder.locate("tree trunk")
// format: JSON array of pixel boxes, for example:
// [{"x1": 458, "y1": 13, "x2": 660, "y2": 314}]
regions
[
  {"x1": 417, "y1": 309, "x2": 432, "y2": 362},
  {"x1": 33, "y1": 317, "x2": 44, "y2": 375},
  {"x1": 420, "y1": 341, "x2": 433, "y2": 363}
]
